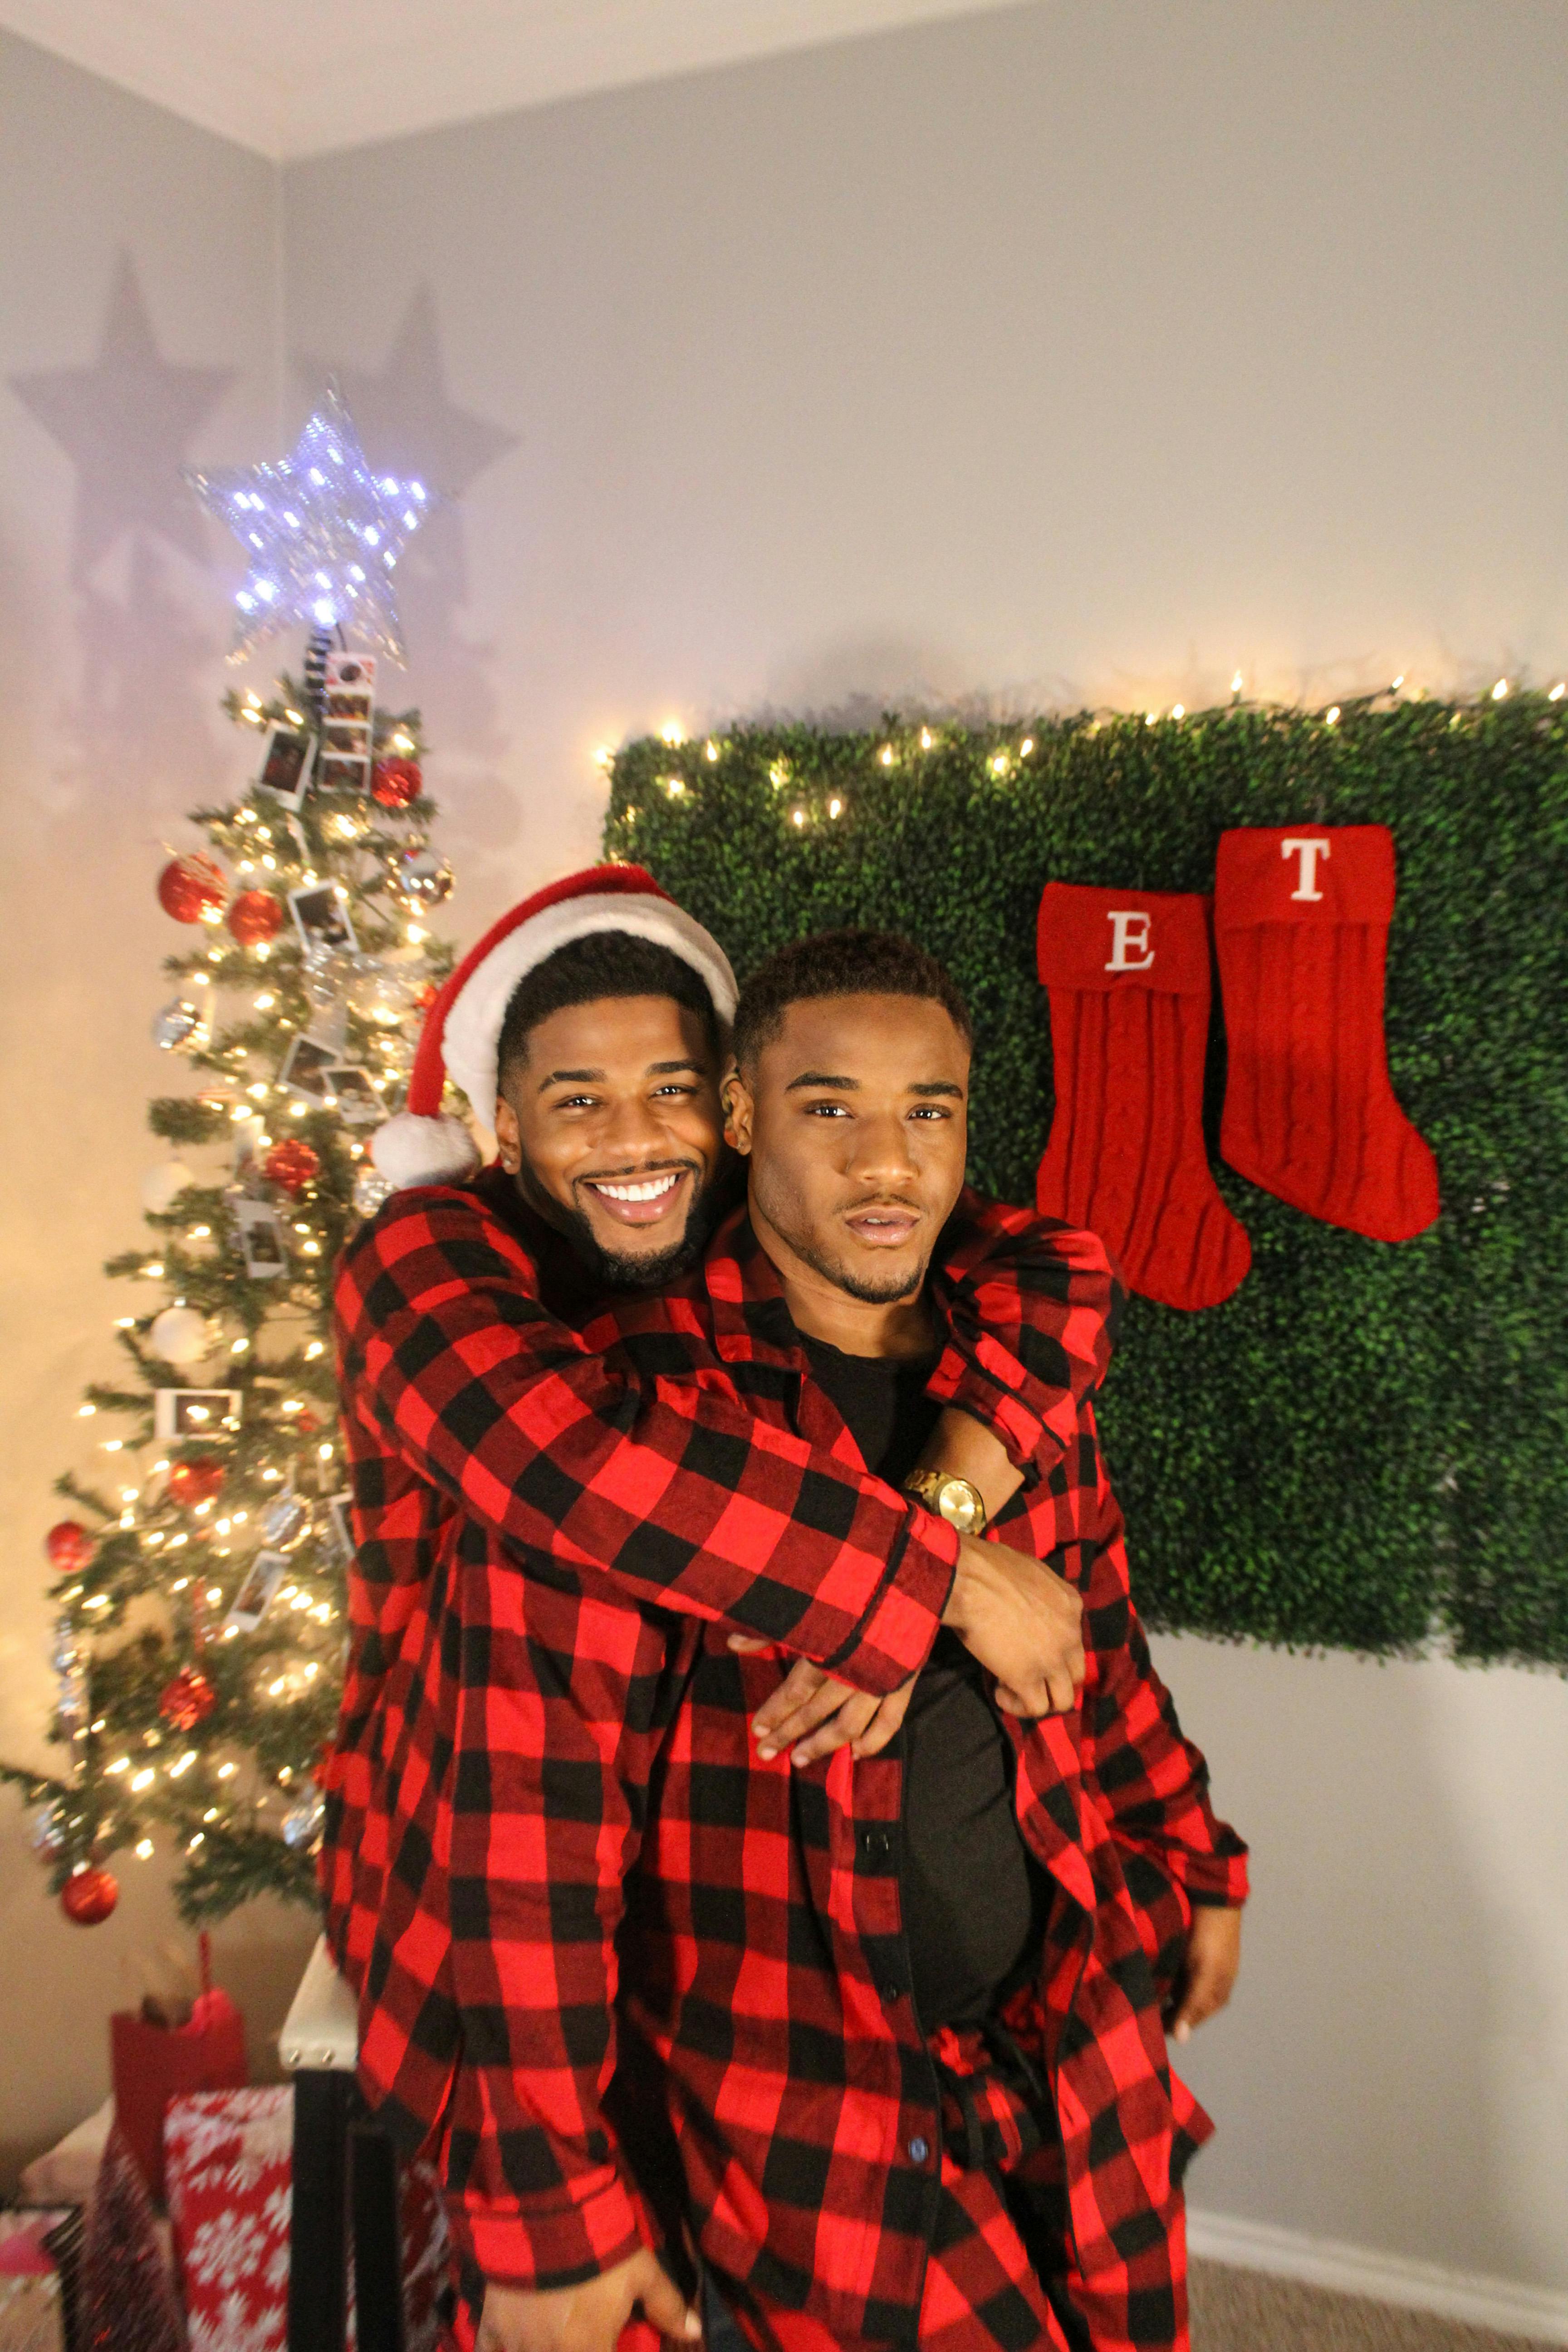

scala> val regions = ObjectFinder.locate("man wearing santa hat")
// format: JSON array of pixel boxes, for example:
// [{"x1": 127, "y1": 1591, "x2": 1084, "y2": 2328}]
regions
[{"x1": 325, "y1": 867, "x2": 1114, "y2": 2340}]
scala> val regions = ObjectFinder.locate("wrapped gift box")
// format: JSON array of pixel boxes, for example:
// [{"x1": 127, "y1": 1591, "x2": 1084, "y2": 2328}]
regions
[
  {"x1": 111, "y1": 1996, "x2": 249, "y2": 2201},
  {"x1": 165, "y1": 2090, "x2": 447, "y2": 2352},
  {"x1": 0, "y1": 2210, "x2": 79, "y2": 2352}
]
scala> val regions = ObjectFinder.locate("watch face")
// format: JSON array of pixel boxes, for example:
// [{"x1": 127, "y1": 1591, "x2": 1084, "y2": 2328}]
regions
[{"x1": 937, "y1": 1477, "x2": 984, "y2": 1535}]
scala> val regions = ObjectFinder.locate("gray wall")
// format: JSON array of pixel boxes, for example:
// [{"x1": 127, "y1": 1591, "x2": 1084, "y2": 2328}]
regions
[
  {"x1": 2, "y1": 0, "x2": 1566, "y2": 2303},
  {"x1": 0, "y1": 30, "x2": 315, "y2": 2181}
]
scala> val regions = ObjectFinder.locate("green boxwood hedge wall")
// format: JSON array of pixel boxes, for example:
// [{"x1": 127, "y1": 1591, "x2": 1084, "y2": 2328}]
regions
[{"x1": 603, "y1": 694, "x2": 1568, "y2": 1665}]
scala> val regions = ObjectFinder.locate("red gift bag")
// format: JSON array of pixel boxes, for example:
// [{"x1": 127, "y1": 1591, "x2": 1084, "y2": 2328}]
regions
[{"x1": 111, "y1": 1982, "x2": 248, "y2": 2201}]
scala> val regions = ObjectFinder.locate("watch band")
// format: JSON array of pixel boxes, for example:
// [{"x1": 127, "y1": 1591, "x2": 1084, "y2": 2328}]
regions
[{"x1": 904, "y1": 1468, "x2": 988, "y2": 1538}]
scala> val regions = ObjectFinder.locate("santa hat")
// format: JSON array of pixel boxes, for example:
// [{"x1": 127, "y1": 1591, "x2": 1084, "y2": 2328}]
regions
[{"x1": 370, "y1": 863, "x2": 738, "y2": 1191}]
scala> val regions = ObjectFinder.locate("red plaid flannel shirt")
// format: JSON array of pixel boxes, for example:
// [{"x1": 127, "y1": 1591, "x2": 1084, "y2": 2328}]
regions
[
  {"x1": 322, "y1": 1167, "x2": 1124, "y2": 2292},
  {"x1": 613, "y1": 1216, "x2": 1249, "y2": 2352}
]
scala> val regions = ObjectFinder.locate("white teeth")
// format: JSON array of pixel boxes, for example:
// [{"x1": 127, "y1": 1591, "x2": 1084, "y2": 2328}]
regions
[{"x1": 592, "y1": 1174, "x2": 681, "y2": 1202}]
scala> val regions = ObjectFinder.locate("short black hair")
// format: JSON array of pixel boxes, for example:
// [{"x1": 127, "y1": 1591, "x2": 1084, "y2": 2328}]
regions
[
  {"x1": 732, "y1": 928, "x2": 973, "y2": 1069},
  {"x1": 496, "y1": 931, "x2": 723, "y2": 1086}
]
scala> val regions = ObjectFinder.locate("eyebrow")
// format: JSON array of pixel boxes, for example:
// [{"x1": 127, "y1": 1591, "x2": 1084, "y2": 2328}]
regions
[
  {"x1": 784, "y1": 1070, "x2": 965, "y2": 1099},
  {"x1": 538, "y1": 1058, "x2": 706, "y2": 1093}
]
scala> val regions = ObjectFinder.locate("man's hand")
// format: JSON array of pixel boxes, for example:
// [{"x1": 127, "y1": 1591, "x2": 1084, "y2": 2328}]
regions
[
  {"x1": 732, "y1": 1641, "x2": 915, "y2": 1765},
  {"x1": 478, "y1": 2250, "x2": 700, "y2": 2352},
  {"x1": 1167, "y1": 1905, "x2": 1243, "y2": 2045},
  {"x1": 941, "y1": 1534, "x2": 1084, "y2": 1717}
]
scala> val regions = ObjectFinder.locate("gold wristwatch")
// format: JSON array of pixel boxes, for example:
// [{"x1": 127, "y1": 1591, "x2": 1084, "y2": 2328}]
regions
[{"x1": 904, "y1": 1468, "x2": 988, "y2": 1537}]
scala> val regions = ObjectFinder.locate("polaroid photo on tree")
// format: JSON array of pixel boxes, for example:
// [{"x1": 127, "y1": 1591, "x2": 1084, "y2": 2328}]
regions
[
  {"x1": 324, "y1": 1065, "x2": 382, "y2": 1126},
  {"x1": 323, "y1": 725, "x2": 371, "y2": 762},
  {"x1": 278, "y1": 1034, "x2": 338, "y2": 1103},
  {"x1": 256, "y1": 723, "x2": 318, "y2": 813},
  {"x1": 316, "y1": 750, "x2": 371, "y2": 794},
  {"x1": 222, "y1": 1548, "x2": 290, "y2": 1633},
  {"x1": 288, "y1": 881, "x2": 358, "y2": 958},
  {"x1": 154, "y1": 1388, "x2": 243, "y2": 1442},
  {"x1": 324, "y1": 651, "x2": 376, "y2": 701},
  {"x1": 234, "y1": 1198, "x2": 289, "y2": 1279}
]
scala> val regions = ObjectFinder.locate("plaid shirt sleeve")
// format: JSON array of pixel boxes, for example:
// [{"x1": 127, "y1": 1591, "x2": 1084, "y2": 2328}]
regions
[
  {"x1": 1073, "y1": 1421, "x2": 1250, "y2": 1910},
  {"x1": 928, "y1": 1191, "x2": 1121, "y2": 1480},
  {"x1": 335, "y1": 1185, "x2": 957, "y2": 1696}
]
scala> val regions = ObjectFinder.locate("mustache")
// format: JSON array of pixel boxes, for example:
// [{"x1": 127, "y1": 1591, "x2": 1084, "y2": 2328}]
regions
[
  {"x1": 842, "y1": 1194, "x2": 923, "y2": 1213},
  {"x1": 576, "y1": 1156, "x2": 701, "y2": 1184}
]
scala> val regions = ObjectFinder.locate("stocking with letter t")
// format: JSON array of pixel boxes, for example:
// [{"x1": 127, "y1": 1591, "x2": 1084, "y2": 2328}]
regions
[{"x1": 1214, "y1": 824, "x2": 1439, "y2": 1242}]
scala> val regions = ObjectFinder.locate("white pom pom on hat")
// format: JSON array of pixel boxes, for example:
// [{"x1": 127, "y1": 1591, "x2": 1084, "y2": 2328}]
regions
[{"x1": 370, "y1": 862, "x2": 737, "y2": 1192}]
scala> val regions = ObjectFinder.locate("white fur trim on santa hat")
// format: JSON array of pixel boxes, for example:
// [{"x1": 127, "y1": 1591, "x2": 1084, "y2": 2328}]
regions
[
  {"x1": 370, "y1": 1110, "x2": 482, "y2": 1191},
  {"x1": 441, "y1": 890, "x2": 737, "y2": 1123}
]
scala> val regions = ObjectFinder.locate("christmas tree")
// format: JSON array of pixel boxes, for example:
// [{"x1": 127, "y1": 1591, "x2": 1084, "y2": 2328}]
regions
[{"x1": 1, "y1": 636, "x2": 456, "y2": 1926}]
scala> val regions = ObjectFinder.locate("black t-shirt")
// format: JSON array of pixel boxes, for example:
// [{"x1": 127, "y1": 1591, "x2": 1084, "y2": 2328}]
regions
[{"x1": 800, "y1": 1335, "x2": 1051, "y2": 2030}]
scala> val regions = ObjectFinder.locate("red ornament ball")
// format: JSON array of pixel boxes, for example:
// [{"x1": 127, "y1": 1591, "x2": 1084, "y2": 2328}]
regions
[
  {"x1": 166, "y1": 1456, "x2": 225, "y2": 1507},
  {"x1": 159, "y1": 1665, "x2": 217, "y2": 1731},
  {"x1": 371, "y1": 756, "x2": 423, "y2": 810},
  {"x1": 413, "y1": 982, "x2": 438, "y2": 1013},
  {"x1": 227, "y1": 889, "x2": 284, "y2": 946},
  {"x1": 295, "y1": 1409, "x2": 321, "y2": 1436},
  {"x1": 264, "y1": 1138, "x2": 320, "y2": 1197},
  {"x1": 156, "y1": 852, "x2": 227, "y2": 925},
  {"x1": 45, "y1": 1520, "x2": 94, "y2": 1576},
  {"x1": 61, "y1": 1866, "x2": 119, "y2": 1926}
]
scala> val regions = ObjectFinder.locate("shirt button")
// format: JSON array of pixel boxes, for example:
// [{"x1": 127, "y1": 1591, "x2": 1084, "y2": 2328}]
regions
[
  {"x1": 880, "y1": 1984, "x2": 903, "y2": 2004},
  {"x1": 907, "y1": 2137, "x2": 930, "y2": 2165}
]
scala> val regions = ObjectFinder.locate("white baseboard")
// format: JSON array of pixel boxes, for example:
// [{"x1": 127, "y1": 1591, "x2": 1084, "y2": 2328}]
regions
[{"x1": 1187, "y1": 2207, "x2": 1568, "y2": 2345}]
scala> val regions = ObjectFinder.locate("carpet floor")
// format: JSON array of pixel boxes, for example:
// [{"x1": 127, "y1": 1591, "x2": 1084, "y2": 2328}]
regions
[{"x1": 1190, "y1": 2260, "x2": 1557, "y2": 2351}]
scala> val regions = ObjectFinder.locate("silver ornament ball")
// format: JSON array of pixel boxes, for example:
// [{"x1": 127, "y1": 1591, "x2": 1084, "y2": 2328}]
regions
[
  {"x1": 29, "y1": 1801, "x2": 63, "y2": 1859},
  {"x1": 280, "y1": 1792, "x2": 326, "y2": 1851},
  {"x1": 152, "y1": 999, "x2": 204, "y2": 1052},
  {"x1": 260, "y1": 1493, "x2": 309, "y2": 1549},
  {"x1": 397, "y1": 852, "x2": 454, "y2": 910},
  {"x1": 346, "y1": 963, "x2": 412, "y2": 1027},
  {"x1": 353, "y1": 1165, "x2": 396, "y2": 1217},
  {"x1": 302, "y1": 950, "x2": 356, "y2": 1013}
]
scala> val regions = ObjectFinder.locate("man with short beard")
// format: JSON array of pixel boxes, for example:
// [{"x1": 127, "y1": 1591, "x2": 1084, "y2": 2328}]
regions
[
  {"x1": 596, "y1": 930, "x2": 1248, "y2": 2352},
  {"x1": 325, "y1": 870, "x2": 1115, "y2": 2349}
]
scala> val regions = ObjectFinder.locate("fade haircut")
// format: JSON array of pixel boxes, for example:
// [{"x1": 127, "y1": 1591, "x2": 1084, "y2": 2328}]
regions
[
  {"x1": 496, "y1": 931, "x2": 723, "y2": 1084},
  {"x1": 732, "y1": 928, "x2": 973, "y2": 1069}
]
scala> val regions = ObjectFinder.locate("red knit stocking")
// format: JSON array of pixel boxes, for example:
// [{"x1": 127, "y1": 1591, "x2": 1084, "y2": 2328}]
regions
[
  {"x1": 1035, "y1": 883, "x2": 1251, "y2": 1310},
  {"x1": 1215, "y1": 825, "x2": 1439, "y2": 1241}
]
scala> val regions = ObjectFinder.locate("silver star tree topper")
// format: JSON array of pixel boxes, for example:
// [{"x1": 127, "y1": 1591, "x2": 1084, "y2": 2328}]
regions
[{"x1": 183, "y1": 383, "x2": 441, "y2": 663}]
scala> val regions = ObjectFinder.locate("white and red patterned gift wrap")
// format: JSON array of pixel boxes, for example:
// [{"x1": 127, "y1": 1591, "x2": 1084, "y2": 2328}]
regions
[{"x1": 165, "y1": 2088, "x2": 448, "y2": 2352}]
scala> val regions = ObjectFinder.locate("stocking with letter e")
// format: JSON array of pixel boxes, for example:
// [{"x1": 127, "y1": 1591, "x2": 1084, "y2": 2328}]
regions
[
  {"x1": 1213, "y1": 824, "x2": 1440, "y2": 1243},
  {"x1": 1034, "y1": 882, "x2": 1251, "y2": 1310}
]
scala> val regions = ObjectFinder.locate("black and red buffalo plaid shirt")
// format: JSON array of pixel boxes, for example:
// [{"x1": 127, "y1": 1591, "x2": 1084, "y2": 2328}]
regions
[{"x1": 323, "y1": 1168, "x2": 1246, "y2": 2342}]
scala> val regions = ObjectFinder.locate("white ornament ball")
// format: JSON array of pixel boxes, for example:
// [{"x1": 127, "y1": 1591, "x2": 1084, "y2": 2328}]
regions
[
  {"x1": 141, "y1": 1161, "x2": 195, "y2": 1217},
  {"x1": 149, "y1": 1306, "x2": 211, "y2": 1366}
]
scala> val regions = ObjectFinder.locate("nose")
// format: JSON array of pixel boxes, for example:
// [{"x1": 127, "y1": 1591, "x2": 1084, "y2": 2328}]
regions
[
  {"x1": 595, "y1": 1091, "x2": 678, "y2": 1162},
  {"x1": 844, "y1": 1109, "x2": 918, "y2": 1191}
]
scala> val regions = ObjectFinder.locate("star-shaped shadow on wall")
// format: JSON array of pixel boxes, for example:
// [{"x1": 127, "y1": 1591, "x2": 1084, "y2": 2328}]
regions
[
  {"x1": 11, "y1": 250, "x2": 235, "y2": 584},
  {"x1": 301, "y1": 287, "x2": 517, "y2": 536},
  {"x1": 298, "y1": 287, "x2": 519, "y2": 769}
]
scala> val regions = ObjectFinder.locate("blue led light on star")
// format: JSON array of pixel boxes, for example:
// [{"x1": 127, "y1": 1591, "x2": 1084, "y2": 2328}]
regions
[{"x1": 183, "y1": 382, "x2": 441, "y2": 663}]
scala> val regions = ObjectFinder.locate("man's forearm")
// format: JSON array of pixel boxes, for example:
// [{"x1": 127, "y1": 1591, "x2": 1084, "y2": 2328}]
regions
[{"x1": 914, "y1": 1408, "x2": 1025, "y2": 1524}]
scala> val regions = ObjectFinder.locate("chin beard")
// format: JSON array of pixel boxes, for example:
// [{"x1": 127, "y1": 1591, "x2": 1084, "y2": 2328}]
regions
[
  {"x1": 554, "y1": 1171, "x2": 725, "y2": 1292},
  {"x1": 783, "y1": 1230, "x2": 929, "y2": 1306}
]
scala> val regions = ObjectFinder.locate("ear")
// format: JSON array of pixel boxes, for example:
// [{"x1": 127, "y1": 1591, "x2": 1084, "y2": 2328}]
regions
[
  {"x1": 493, "y1": 1094, "x2": 522, "y2": 1174},
  {"x1": 721, "y1": 1062, "x2": 755, "y2": 1156}
]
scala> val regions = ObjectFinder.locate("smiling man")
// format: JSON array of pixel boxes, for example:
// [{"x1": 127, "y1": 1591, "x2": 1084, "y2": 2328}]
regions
[
  {"x1": 603, "y1": 930, "x2": 1249, "y2": 2352},
  {"x1": 325, "y1": 870, "x2": 1115, "y2": 2352}
]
